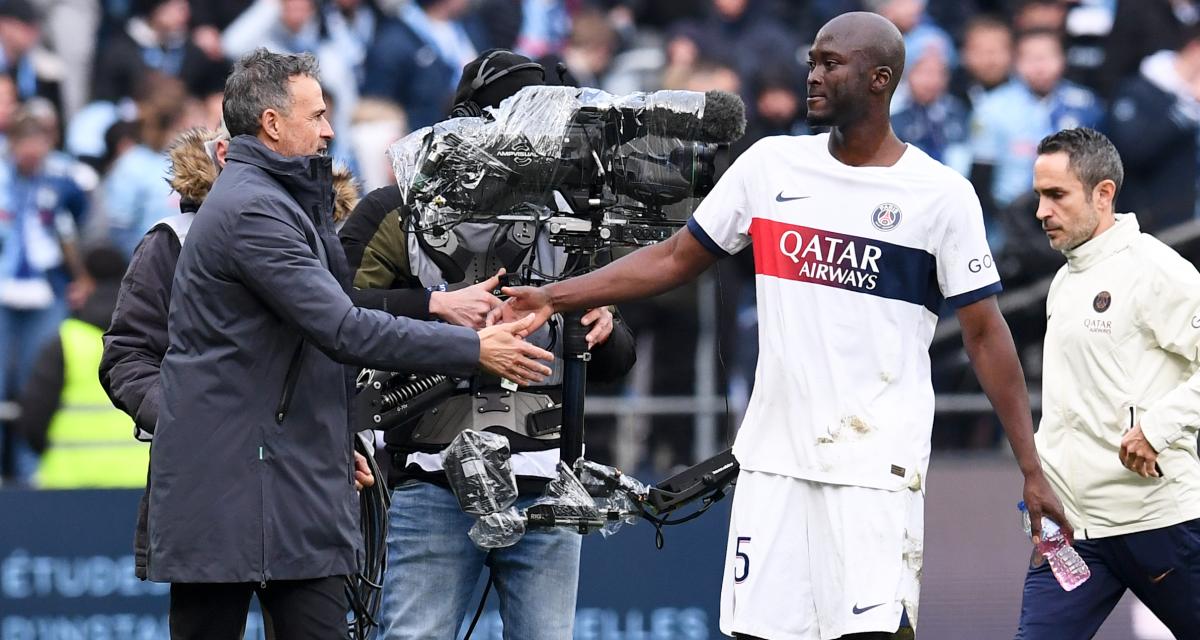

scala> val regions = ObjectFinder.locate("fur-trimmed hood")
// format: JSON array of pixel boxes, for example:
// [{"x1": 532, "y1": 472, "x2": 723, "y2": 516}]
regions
[
  {"x1": 331, "y1": 166, "x2": 359, "y2": 224},
  {"x1": 167, "y1": 127, "x2": 221, "y2": 206},
  {"x1": 167, "y1": 127, "x2": 360, "y2": 220}
]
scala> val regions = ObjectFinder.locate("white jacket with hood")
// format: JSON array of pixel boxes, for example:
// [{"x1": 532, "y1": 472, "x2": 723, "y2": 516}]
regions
[{"x1": 1038, "y1": 213, "x2": 1200, "y2": 539}]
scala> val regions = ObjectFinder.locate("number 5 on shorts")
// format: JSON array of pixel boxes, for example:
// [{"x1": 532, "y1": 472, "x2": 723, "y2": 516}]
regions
[{"x1": 734, "y1": 536, "x2": 751, "y2": 583}]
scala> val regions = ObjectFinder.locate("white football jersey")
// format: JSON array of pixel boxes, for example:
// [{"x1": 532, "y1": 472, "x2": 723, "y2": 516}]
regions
[{"x1": 691, "y1": 133, "x2": 1001, "y2": 491}]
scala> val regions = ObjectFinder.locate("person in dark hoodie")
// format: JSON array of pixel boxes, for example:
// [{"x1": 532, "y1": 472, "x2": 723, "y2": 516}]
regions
[
  {"x1": 148, "y1": 49, "x2": 551, "y2": 638},
  {"x1": 14, "y1": 245, "x2": 139, "y2": 488},
  {"x1": 341, "y1": 49, "x2": 636, "y2": 640}
]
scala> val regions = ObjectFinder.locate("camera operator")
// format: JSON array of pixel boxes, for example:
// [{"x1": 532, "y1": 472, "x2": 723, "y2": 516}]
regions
[
  {"x1": 339, "y1": 49, "x2": 636, "y2": 639},
  {"x1": 148, "y1": 49, "x2": 553, "y2": 639}
]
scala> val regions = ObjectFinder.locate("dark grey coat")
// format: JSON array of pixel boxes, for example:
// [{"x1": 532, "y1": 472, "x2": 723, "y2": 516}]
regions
[{"x1": 148, "y1": 136, "x2": 480, "y2": 583}]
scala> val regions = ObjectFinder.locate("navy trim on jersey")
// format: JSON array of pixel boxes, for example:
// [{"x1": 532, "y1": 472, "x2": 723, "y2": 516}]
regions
[
  {"x1": 946, "y1": 281, "x2": 1003, "y2": 308},
  {"x1": 687, "y1": 217, "x2": 732, "y2": 257}
]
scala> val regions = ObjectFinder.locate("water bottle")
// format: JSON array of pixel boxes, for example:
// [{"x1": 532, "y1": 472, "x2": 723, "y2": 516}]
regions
[{"x1": 1018, "y1": 501, "x2": 1091, "y2": 591}]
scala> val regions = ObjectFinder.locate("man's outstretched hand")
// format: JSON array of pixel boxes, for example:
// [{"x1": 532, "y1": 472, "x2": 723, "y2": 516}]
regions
[
  {"x1": 1023, "y1": 470, "x2": 1073, "y2": 546},
  {"x1": 488, "y1": 285, "x2": 555, "y2": 335},
  {"x1": 429, "y1": 269, "x2": 505, "y2": 329},
  {"x1": 477, "y1": 314, "x2": 554, "y2": 385}
]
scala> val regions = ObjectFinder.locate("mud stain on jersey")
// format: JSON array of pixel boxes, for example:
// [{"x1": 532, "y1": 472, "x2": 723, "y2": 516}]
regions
[{"x1": 815, "y1": 415, "x2": 874, "y2": 444}]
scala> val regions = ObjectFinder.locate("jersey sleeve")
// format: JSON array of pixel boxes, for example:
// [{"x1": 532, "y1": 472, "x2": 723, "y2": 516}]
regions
[
  {"x1": 935, "y1": 178, "x2": 1002, "y2": 307},
  {"x1": 686, "y1": 140, "x2": 759, "y2": 256}
]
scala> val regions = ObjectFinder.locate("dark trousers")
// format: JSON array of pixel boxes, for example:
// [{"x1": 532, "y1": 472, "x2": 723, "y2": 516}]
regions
[
  {"x1": 169, "y1": 576, "x2": 348, "y2": 640},
  {"x1": 1016, "y1": 518, "x2": 1200, "y2": 639}
]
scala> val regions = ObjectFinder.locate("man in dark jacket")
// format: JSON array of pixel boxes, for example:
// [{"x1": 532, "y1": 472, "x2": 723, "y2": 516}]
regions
[
  {"x1": 149, "y1": 49, "x2": 553, "y2": 638},
  {"x1": 99, "y1": 124, "x2": 371, "y2": 583}
]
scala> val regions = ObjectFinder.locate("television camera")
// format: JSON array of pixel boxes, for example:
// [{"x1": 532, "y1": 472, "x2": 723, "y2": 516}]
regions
[{"x1": 391, "y1": 84, "x2": 747, "y2": 254}]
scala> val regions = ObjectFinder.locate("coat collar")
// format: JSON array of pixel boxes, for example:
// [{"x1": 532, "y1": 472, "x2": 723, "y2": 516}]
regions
[
  {"x1": 1063, "y1": 213, "x2": 1139, "y2": 272},
  {"x1": 226, "y1": 134, "x2": 333, "y2": 222}
]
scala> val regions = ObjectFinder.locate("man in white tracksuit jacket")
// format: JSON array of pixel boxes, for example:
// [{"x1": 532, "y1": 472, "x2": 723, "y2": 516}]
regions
[{"x1": 1016, "y1": 127, "x2": 1200, "y2": 639}]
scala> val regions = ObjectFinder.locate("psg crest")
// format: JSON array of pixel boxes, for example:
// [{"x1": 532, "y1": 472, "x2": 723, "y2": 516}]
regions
[{"x1": 871, "y1": 202, "x2": 902, "y2": 231}]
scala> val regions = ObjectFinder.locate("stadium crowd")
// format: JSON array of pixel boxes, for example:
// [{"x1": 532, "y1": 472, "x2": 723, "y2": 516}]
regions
[{"x1": 2, "y1": 0, "x2": 1200, "y2": 485}]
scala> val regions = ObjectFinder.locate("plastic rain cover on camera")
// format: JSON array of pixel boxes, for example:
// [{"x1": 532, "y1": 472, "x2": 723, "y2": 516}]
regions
[
  {"x1": 529, "y1": 460, "x2": 601, "y2": 523},
  {"x1": 469, "y1": 506, "x2": 527, "y2": 549},
  {"x1": 574, "y1": 458, "x2": 647, "y2": 536},
  {"x1": 441, "y1": 430, "x2": 518, "y2": 516},
  {"x1": 389, "y1": 85, "x2": 712, "y2": 238}
]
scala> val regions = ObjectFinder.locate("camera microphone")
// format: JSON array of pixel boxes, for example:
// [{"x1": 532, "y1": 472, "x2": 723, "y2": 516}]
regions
[{"x1": 643, "y1": 90, "x2": 747, "y2": 144}]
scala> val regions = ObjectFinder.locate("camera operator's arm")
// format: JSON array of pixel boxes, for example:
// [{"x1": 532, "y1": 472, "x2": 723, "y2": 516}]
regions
[
  {"x1": 501, "y1": 226, "x2": 720, "y2": 332},
  {"x1": 340, "y1": 186, "x2": 503, "y2": 328}
]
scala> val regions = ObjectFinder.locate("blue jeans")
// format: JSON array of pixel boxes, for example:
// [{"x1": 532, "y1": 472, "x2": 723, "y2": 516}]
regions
[
  {"x1": 0, "y1": 300, "x2": 67, "y2": 482},
  {"x1": 379, "y1": 480, "x2": 582, "y2": 640}
]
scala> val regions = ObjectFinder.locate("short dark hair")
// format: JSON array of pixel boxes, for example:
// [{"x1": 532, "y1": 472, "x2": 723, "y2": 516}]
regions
[
  {"x1": 1015, "y1": 27, "x2": 1063, "y2": 50},
  {"x1": 1037, "y1": 127, "x2": 1124, "y2": 197},
  {"x1": 222, "y1": 49, "x2": 320, "y2": 138},
  {"x1": 963, "y1": 14, "x2": 1012, "y2": 40}
]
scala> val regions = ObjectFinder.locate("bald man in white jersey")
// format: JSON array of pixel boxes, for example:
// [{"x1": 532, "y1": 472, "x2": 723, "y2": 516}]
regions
[{"x1": 496, "y1": 12, "x2": 1070, "y2": 640}]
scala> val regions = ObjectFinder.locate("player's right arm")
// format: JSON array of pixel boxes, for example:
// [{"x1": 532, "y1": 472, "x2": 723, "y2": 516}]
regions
[
  {"x1": 500, "y1": 139, "x2": 763, "y2": 332},
  {"x1": 500, "y1": 228, "x2": 720, "y2": 330}
]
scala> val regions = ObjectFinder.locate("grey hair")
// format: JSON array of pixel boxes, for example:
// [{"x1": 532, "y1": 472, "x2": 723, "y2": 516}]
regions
[
  {"x1": 222, "y1": 49, "x2": 321, "y2": 138},
  {"x1": 1037, "y1": 127, "x2": 1124, "y2": 199}
]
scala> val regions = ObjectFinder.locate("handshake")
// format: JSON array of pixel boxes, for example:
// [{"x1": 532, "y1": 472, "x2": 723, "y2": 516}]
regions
[{"x1": 434, "y1": 269, "x2": 613, "y2": 386}]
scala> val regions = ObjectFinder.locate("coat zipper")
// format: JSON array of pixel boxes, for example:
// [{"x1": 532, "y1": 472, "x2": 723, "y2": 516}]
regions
[
  {"x1": 275, "y1": 342, "x2": 306, "y2": 423},
  {"x1": 259, "y1": 432, "x2": 268, "y2": 588}
]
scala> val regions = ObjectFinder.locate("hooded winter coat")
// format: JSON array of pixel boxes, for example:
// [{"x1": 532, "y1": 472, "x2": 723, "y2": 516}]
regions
[
  {"x1": 147, "y1": 135, "x2": 479, "y2": 583},
  {"x1": 101, "y1": 127, "x2": 369, "y2": 579}
]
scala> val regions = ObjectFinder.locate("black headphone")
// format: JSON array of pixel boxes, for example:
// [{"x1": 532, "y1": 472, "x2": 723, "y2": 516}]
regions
[{"x1": 449, "y1": 49, "x2": 545, "y2": 118}]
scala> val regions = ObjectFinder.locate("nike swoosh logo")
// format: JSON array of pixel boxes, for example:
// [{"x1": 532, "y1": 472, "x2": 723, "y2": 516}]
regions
[
  {"x1": 776, "y1": 191, "x2": 811, "y2": 202},
  {"x1": 852, "y1": 602, "x2": 886, "y2": 615},
  {"x1": 1150, "y1": 568, "x2": 1175, "y2": 584}
]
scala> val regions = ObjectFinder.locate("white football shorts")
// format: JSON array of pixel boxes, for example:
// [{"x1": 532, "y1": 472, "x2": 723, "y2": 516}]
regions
[{"x1": 719, "y1": 469, "x2": 924, "y2": 640}]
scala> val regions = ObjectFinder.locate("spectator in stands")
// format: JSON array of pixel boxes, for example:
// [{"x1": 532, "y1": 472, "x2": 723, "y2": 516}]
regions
[
  {"x1": 99, "y1": 74, "x2": 191, "y2": 257},
  {"x1": 867, "y1": 0, "x2": 958, "y2": 66},
  {"x1": 733, "y1": 68, "x2": 807, "y2": 158},
  {"x1": 91, "y1": 0, "x2": 226, "y2": 103},
  {"x1": 1107, "y1": 25, "x2": 1200, "y2": 232},
  {"x1": 951, "y1": 15, "x2": 1014, "y2": 108},
  {"x1": 542, "y1": 8, "x2": 617, "y2": 90},
  {"x1": 1012, "y1": 0, "x2": 1068, "y2": 32},
  {"x1": 513, "y1": 0, "x2": 569, "y2": 59},
  {"x1": 15, "y1": 245, "x2": 144, "y2": 489},
  {"x1": 0, "y1": 0, "x2": 62, "y2": 113},
  {"x1": 0, "y1": 72, "x2": 18, "y2": 153},
  {"x1": 363, "y1": 0, "x2": 485, "y2": 129},
  {"x1": 188, "y1": 0, "x2": 253, "y2": 61},
  {"x1": 660, "y1": 20, "x2": 707, "y2": 90},
  {"x1": 1100, "y1": 0, "x2": 1200, "y2": 99},
  {"x1": 893, "y1": 46, "x2": 971, "y2": 174},
  {"x1": 970, "y1": 28, "x2": 1102, "y2": 235},
  {"x1": 0, "y1": 110, "x2": 91, "y2": 484},
  {"x1": 31, "y1": 0, "x2": 100, "y2": 120},
  {"x1": 323, "y1": 0, "x2": 379, "y2": 86},
  {"x1": 699, "y1": 0, "x2": 800, "y2": 89},
  {"x1": 22, "y1": 97, "x2": 101, "y2": 209},
  {"x1": 222, "y1": 0, "x2": 359, "y2": 135}
]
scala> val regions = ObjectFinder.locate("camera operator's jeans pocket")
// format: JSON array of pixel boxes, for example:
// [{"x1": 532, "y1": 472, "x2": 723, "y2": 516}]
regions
[{"x1": 379, "y1": 480, "x2": 582, "y2": 640}]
